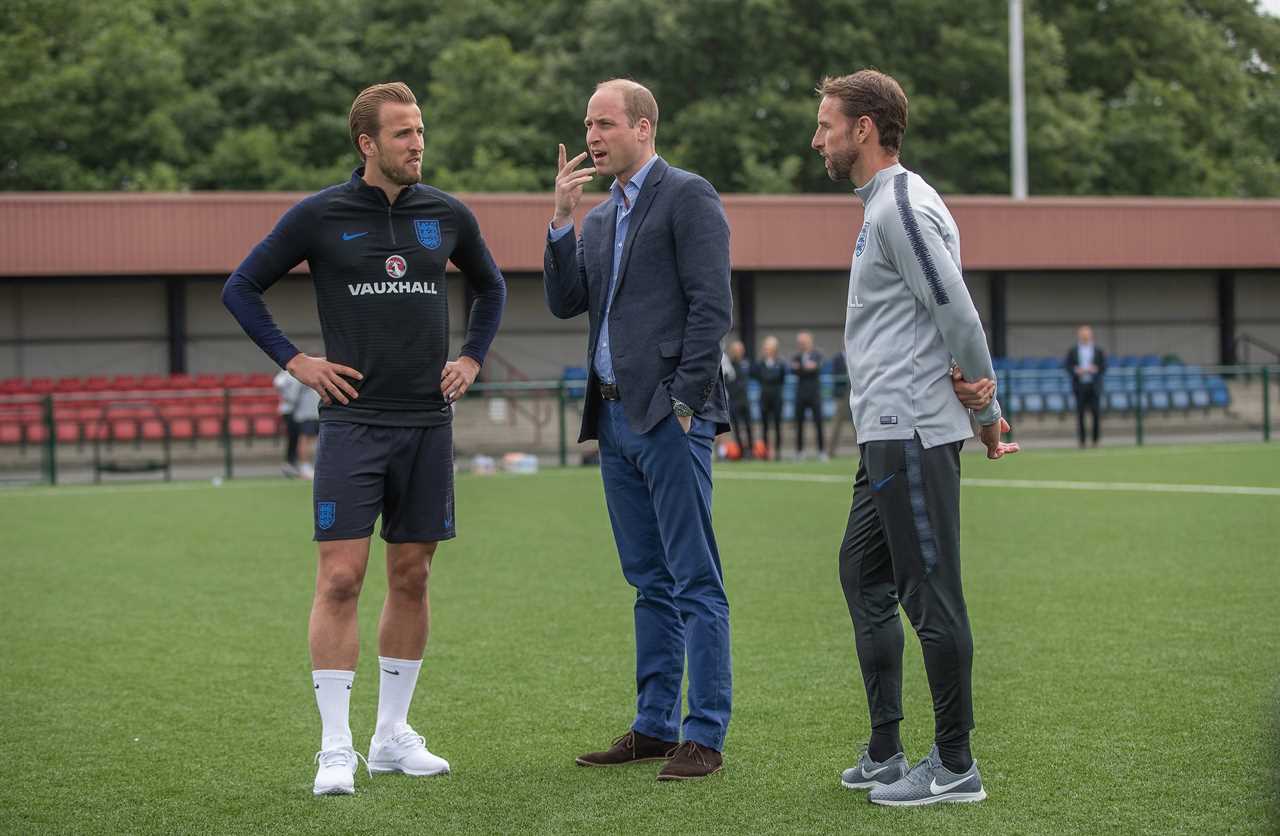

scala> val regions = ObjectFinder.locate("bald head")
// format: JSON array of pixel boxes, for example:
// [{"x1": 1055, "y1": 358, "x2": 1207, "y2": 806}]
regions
[{"x1": 595, "y1": 78, "x2": 659, "y2": 138}]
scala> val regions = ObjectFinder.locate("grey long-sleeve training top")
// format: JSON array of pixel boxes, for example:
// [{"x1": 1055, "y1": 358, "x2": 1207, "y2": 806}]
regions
[{"x1": 842, "y1": 163, "x2": 1002, "y2": 449}]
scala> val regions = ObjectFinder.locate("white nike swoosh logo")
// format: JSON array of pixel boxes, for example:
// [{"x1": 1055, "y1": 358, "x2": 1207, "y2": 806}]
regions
[
  {"x1": 861, "y1": 764, "x2": 890, "y2": 779},
  {"x1": 930, "y1": 775, "x2": 971, "y2": 794}
]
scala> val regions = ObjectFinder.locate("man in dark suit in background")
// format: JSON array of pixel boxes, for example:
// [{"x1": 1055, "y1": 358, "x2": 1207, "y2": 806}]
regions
[
  {"x1": 1066, "y1": 324, "x2": 1106, "y2": 447},
  {"x1": 724, "y1": 339, "x2": 755, "y2": 458},
  {"x1": 753, "y1": 335, "x2": 786, "y2": 459},
  {"x1": 543, "y1": 78, "x2": 733, "y2": 781},
  {"x1": 791, "y1": 331, "x2": 826, "y2": 459}
]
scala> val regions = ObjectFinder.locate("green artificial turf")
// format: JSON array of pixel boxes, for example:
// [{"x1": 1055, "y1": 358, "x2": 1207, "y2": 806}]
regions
[{"x1": 2, "y1": 444, "x2": 1278, "y2": 834}]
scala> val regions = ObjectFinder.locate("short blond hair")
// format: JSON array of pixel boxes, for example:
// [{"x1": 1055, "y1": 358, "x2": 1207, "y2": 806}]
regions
[
  {"x1": 596, "y1": 78, "x2": 659, "y2": 138},
  {"x1": 349, "y1": 82, "x2": 417, "y2": 159}
]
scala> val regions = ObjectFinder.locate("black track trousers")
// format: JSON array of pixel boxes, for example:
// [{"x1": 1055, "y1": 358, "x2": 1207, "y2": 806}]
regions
[{"x1": 838, "y1": 434, "x2": 974, "y2": 744}]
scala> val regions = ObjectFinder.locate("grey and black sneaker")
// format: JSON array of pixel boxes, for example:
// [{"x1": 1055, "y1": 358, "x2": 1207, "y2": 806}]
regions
[
  {"x1": 867, "y1": 745, "x2": 986, "y2": 806},
  {"x1": 840, "y1": 746, "x2": 909, "y2": 790}
]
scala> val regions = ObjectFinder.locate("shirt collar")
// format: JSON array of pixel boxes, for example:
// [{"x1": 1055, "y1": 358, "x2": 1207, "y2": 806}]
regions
[
  {"x1": 853, "y1": 162, "x2": 906, "y2": 205},
  {"x1": 611, "y1": 154, "x2": 661, "y2": 207}
]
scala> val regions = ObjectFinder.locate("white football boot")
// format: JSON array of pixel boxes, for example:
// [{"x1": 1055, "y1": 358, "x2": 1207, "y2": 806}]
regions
[
  {"x1": 368, "y1": 724, "x2": 450, "y2": 777},
  {"x1": 313, "y1": 742, "x2": 368, "y2": 796}
]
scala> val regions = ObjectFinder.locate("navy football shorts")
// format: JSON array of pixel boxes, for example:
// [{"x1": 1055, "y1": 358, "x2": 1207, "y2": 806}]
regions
[{"x1": 311, "y1": 421, "x2": 455, "y2": 543}]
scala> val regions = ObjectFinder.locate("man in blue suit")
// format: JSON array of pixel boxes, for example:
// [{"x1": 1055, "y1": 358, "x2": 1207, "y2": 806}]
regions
[{"x1": 543, "y1": 78, "x2": 733, "y2": 781}]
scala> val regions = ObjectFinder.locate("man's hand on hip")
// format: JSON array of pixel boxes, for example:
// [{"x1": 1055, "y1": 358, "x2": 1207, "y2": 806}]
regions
[
  {"x1": 441, "y1": 356, "x2": 480, "y2": 403},
  {"x1": 286, "y1": 353, "x2": 362, "y2": 405},
  {"x1": 552, "y1": 143, "x2": 595, "y2": 229},
  {"x1": 951, "y1": 366, "x2": 995, "y2": 411},
  {"x1": 978, "y1": 417, "x2": 1020, "y2": 460}
]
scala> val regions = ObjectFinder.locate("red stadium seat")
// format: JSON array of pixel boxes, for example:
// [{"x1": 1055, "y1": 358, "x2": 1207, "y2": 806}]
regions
[
  {"x1": 111, "y1": 420, "x2": 138, "y2": 442},
  {"x1": 141, "y1": 419, "x2": 167, "y2": 440},
  {"x1": 228, "y1": 416, "x2": 250, "y2": 437},
  {"x1": 24, "y1": 422, "x2": 49, "y2": 443},
  {"x1": 140, "y1": 375, "x2": 169, "y2": 390},
  {"x1": 247, "y1": 373, "x2": 275, "y2": 388},
  {"x1": 197, "y1": 417, "x2": 222, "y2": 438},
  {"x1": 194, "y1": 374, "x2": 221, "y2": 389},
  {"x1": 55, "y1": 377, "x2": 85, "y2": 393},
  {"x1": 56, "y1": 421, "x2": 81, "y2": 443},
  {"x1": 167, "y1": 374, "x2": 196, "y2": 390},
  {"x1": 169, "y1": 418, "x2": 194, "y2": 440},
  {"x1": 27, "y1": 378, "x2": 54, "y2": 394},
  {"x1": 109, "y1": 375, "x2": 139, "y2": 391},
  {"x1": 0, "y1": 423, "x2": 20, "y2": 444},
  {"x1": 84, "y1": 376, "x2": 111, "y2": 391},
  {"x1": 253, "y1": 415, "x2": 280, "y2": 436}
]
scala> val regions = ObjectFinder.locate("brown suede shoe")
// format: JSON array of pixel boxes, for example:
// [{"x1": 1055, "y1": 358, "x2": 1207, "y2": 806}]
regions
[
  {"x1": 575, "y1": 730, "x2": 677, "y2": 767},
  {"x1": 656, "y1": 740, "x2": 723, "y2": 780}
]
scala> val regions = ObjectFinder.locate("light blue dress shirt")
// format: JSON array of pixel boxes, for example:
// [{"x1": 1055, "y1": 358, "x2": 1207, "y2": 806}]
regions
[{"x1": 550, "y1": 154, "x2": 661, "y2": 384}]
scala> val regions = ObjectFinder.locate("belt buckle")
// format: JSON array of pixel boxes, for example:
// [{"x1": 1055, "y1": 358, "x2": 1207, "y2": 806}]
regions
[{"x1": 600, "y1": 382, "x2": 620, "y2": 400}]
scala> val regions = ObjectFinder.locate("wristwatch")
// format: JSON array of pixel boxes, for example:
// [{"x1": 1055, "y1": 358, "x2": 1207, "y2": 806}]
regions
[{"x1": 671, "y1": 398, "x2": 694, "y2": 418}]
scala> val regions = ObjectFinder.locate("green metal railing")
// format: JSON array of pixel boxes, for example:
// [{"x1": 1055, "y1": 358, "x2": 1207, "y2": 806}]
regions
[{"x1": 6, "y1": 367, "x2": 1280, "y2": 486}]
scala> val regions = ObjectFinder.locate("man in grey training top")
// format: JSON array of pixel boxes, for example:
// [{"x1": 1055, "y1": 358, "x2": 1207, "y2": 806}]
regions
[{"x1": 811, "y1": 69, "x2": 1018, "y2": 807}]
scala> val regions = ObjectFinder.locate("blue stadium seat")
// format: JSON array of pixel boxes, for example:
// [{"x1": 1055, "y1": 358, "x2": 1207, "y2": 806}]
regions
[
  {"x1": 1045, "y1": 392, "x2": 1067, "y2": 413},
  {"x1": 1021, "y1": 393, "x2": 1045, "y2": 414},
  {"x1": 1170, "y1": 390, "x2": 1191, "y2": 410},
  {"x1": 562, "y1": 366, "x2": 588, "y2": 399},
  {"x1": 1190, "y1": 389, "x2": 1211, "y2": 409},
  {"x1": 1108, "y1": 391, "x2": 1131, "y2": 411},
  {"x1": 1147, "y1": 390, "x2": 1171, "y2": 411}
]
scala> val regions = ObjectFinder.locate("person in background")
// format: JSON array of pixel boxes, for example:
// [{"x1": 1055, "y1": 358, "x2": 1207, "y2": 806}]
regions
[
  {"x1": 753, "y1": 335, "x2": 786, "y2": 459},
  {"x1": 827, "y1": 348, "x2": 850, "y2": 455},
  {"x1": 791, "y1": 331, "x2": 826, "y2": 460},
  {"x1": 723, "y1": 340, "x2": 755, "y2": 459},
  {"x1": 1065, "y1": 324, "x2": 1106, "y2": 448},
  {"x1": 274, "y1": 368, "x2": 302, "y2": 478}
]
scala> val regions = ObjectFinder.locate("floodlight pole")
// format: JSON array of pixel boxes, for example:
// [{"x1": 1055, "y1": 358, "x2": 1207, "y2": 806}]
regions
[{"x1": 1009, "y1": 0, "x2": 1029, "y2": 199}]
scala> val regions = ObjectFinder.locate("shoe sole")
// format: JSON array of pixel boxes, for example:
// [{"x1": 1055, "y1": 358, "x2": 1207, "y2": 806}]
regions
[
  {"x1": 575, "y1": 756, "x2": 669, "y2": 767},
  {"x1": 655, "y1": 764, "x2": 723, "y2": 781},
  {"x1": 841, "y1": 778, "x2": 889, "y2": 790},
  {"x1": 870, "y1": 789, "x2": 987, "y2": 807},
  {"x1": 313, "y1": 785, "x2": 355, "y2": 796},
  {"x1": 369, "y1": 763, "x2": 450, "y2": 777}
]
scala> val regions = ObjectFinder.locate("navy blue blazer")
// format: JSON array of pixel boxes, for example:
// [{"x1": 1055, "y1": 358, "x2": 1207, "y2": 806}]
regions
[{"x1": 544, "y1": 157, "x2": 732, "y2": 443}]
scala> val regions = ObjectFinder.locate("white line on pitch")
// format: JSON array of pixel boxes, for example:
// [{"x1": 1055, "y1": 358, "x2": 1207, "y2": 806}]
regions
[{"x1": 715, "y1": 470, "x2": 1280, "y2": 497}]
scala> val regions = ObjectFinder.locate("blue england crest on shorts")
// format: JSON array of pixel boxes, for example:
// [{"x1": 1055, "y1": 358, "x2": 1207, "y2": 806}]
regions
[
  {"x1": 414, "y1": 219, "x2": 441, "y2": 250},
  {"x1": 316, "y1": 501, "x2": 336, "y2": 531},
  {"x1": 854, "y1": 222, "x2": 871, "y2": 258}
]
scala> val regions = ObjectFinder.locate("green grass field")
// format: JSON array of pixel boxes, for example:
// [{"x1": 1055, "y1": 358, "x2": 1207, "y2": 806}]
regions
[{"x1": 3, "y1": 444, "x2": 1279, "y2": 834}]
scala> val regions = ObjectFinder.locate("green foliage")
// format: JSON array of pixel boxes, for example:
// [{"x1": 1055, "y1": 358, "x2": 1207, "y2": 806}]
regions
[{"x1": 0, "y1": 0, "x2": 1276, "y2": 194}]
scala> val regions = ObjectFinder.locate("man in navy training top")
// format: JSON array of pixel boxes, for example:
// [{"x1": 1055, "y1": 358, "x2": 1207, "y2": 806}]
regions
[{"x1": 222, "y1": 82, "x2": 506, "y2": 797}]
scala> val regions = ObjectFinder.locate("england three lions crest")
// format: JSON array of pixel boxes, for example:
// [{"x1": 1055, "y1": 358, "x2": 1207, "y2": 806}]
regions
[
  {"x1": 414, "y1": 219, "x2": 441, "y2": 250},
  {"x1": 854, "y1": 222, "x2": 871, "y2": 258}
]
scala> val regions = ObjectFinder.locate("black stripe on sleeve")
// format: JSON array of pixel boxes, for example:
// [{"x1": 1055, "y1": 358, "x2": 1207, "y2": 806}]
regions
[{"x1": 893, "y1": 172, "x2": 950, "y2": 306}]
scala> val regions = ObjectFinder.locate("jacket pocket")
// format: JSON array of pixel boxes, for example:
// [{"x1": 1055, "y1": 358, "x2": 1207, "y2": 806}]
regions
[{"x1": 658, "y1": 338, "x2": 682, "y2": 358}]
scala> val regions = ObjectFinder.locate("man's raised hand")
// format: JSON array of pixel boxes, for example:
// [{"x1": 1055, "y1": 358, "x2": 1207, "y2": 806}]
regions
[{"x1": 552, "y1": 143, "x2": 594, "y2": 228}]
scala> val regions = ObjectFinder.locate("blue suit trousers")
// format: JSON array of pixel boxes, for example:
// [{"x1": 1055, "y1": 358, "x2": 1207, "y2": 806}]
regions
[{"x1": 597, "y1": 399, "x2": 732, "y2": 750}]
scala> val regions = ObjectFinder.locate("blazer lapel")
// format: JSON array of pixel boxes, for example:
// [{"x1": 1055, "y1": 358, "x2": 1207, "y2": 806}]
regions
[
  {"x1": 611, "y1": 157, "x2": 667, "y2": 306},
  {"x1": 591, "y1": 204, "x2": 616, "y2": 322}
]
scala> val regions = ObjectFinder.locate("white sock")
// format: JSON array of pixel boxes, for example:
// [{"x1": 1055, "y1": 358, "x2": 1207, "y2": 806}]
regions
[
  {"x1": 312, "y1": 669, "x2": 354, "y2": 749},
  {"x1": 375, "y1": 656, "x2": 422, "y2": 741}
]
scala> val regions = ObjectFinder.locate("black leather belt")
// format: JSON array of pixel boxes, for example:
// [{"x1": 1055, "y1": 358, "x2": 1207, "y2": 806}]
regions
[{"x1": 599, "y1": 382, "x2": 620, "y2": 400}]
